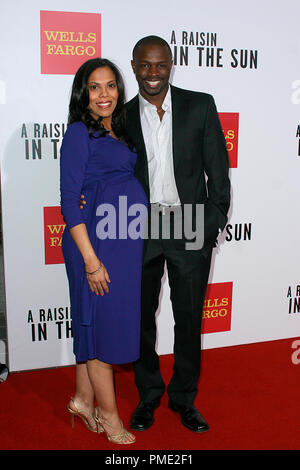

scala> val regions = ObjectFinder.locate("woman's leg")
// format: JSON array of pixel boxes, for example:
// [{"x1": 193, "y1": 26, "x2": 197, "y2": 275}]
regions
[
  {"x1": 87, "y1": 358, "x2": 135, "y2": 442},
  {"x1": 68, "y1": 362, "x2": 97, "y2": 430}
]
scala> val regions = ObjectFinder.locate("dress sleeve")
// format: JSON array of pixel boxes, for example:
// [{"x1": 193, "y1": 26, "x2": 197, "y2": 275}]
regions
[{"x1": 60, "y1": 122, "x2": 90, "y2": 229}]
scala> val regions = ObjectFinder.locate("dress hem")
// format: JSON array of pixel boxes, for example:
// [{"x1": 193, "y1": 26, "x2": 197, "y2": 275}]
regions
[{"x1": 74, "y1": 354, "x2": 140, "y2": 365}]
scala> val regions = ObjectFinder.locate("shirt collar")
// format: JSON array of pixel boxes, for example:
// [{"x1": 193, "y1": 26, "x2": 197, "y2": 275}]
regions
[{"x1": 138, "y1": 85, "x2": 171, "y2": 112}]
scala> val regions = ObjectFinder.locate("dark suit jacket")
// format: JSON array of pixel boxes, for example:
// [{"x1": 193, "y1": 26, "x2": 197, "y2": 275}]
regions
[{"x1": 125, "y1": 84, "x2": 231, "y2": 254}]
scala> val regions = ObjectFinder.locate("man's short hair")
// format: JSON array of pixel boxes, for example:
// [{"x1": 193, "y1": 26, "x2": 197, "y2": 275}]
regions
[{"x1": 132, "y1": 35, "x2": 172, "y2": 61}]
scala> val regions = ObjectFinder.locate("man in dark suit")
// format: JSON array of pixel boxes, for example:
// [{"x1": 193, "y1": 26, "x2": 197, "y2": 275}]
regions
[{"x1": 126, "y1": 35, "x2": 230, "y2": 433}]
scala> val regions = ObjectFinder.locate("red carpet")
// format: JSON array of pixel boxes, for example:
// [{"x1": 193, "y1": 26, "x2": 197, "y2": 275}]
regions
[{"x1": 1, "y1": 337, "x2": 300, "y2": 451}]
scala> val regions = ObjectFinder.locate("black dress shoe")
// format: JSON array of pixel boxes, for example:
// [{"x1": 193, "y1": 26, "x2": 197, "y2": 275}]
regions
[
  {"x1": 169, "y1": 398, "x2": 209, "y2": 433},
  {"x1": 130, "y1": 400, "x2": 160, "y2": 431}
]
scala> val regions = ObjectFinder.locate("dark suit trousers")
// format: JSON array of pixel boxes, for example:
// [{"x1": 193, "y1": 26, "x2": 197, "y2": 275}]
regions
[{"x1": 134, "y1": 210, "x2": 212, "y2": 406}]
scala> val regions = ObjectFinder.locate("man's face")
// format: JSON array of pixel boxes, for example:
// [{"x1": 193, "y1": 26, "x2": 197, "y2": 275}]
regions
[{"x1": 131, "y1": 43, "x2": 173, "y2": 101}]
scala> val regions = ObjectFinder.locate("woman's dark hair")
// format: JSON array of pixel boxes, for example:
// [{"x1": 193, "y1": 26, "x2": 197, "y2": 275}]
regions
[{"x1": 68, "y1": 58, "x2": 132, "y2": 146}]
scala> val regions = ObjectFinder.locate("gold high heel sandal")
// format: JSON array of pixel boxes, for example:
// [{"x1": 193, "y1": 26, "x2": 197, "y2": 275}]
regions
[
  {"x1": 67, "y1": 398, "x2": 103, "y2": 433},
  {"x1": 94, "y1": 411, "x2": 136, "y2": 445}
]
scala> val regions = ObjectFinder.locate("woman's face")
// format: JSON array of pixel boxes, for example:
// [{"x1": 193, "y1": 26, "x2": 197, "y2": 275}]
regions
[{"x1": 87, "y1": 66, "x2": 119, "y2": 128}]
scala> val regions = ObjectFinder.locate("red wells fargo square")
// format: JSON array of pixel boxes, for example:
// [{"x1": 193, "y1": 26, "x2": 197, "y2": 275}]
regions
[
  {"x1": 40, "y1": 10, "x2": 101, "y2": 75},
  {"x1": 44, "y1": 206, "x2": 66, "y2": 264},
  {"x1": 219, "y1": 113, "x2": 239, "y2": 168},
  {"x1": 202, "y1": 281, "x2": 233, "y2": 334}
]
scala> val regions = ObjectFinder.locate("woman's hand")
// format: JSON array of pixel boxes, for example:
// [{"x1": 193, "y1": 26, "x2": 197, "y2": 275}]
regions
[
  {"x1": 68, "y1": 223, "x2": 110, "y2": 296},
  {"x1": 85, "y1": 261, "x2": 111, "y2": 296}
]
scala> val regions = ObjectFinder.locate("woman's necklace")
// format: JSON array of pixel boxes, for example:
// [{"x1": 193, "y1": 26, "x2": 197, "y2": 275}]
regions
[{"x1": 105, "y1": 127, "x2": 118, "y2": 140}]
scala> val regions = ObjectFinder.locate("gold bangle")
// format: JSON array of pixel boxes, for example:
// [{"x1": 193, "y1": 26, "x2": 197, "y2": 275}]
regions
[{"x1": 86, "y1": 263, "x2": 103, "y2": 275}]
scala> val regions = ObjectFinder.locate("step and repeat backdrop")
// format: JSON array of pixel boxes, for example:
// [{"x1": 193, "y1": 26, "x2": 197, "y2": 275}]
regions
[{"x1": 0, "y1": 0, "x2": 299, "y2": 371}]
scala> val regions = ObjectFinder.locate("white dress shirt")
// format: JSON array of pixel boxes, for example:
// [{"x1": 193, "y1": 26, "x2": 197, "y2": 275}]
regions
[{"x1": 138, "y1": 87, "x2": 181, "y2": 206}]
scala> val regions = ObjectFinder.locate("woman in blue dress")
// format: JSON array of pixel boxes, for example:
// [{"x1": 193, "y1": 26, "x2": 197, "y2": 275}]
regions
[{"x1": 60, "y1": 58, "x2": 147, "y2": 444}]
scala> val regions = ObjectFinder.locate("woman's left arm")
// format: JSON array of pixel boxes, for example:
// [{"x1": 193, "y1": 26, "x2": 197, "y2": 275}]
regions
[{"x1": 60, "y1": 122, "x2": 110, "y2": 295}]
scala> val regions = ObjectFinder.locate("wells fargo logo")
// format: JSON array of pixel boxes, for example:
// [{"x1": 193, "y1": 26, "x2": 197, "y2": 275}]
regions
[
  {"x1": 40, "y1": 11, "x2": 101, "y2": 74},
  {"x1": 44, "y1": 206, "x2": 66, "y2": 264},
  {"x1": 219, "y1": 113, "x2": 239, "y2": 168},
  {"x1": 202, "y1": 281, "x2": 233, "y2": 333}
]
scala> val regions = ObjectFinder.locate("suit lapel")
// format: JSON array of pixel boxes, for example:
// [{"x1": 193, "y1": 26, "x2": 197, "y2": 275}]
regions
[
  {"x1": 126, "y1": 96, "x2": 150, "y2": 197},
  {"x1": 171, "y1": 85, "x2": 188, "y2": 173}
]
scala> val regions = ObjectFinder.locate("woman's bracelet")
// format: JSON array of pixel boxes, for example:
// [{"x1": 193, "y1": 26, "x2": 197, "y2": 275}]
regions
[{"x1": 86, "y1": 263, "x2": 103, "y2": 275}]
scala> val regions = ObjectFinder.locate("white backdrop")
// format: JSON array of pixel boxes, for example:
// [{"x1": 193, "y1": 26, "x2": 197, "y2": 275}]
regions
[{"x1": 1, "y1": 0, "x2": 300, "y2": 371}]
